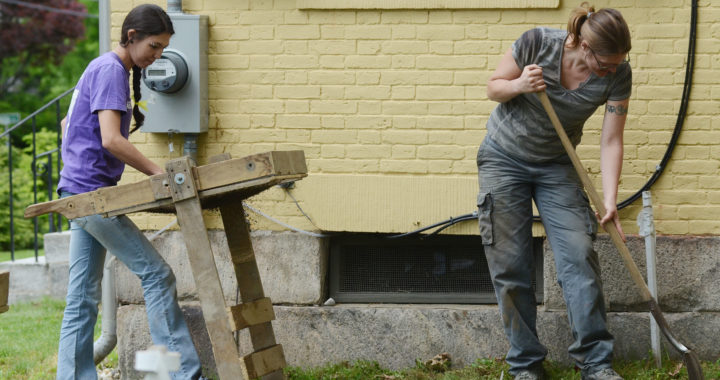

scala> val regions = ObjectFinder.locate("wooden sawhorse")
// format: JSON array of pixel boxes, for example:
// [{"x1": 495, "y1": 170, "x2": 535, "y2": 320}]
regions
[{"x1": 26, "y1": 150, "x2": 308, "y2": 379}]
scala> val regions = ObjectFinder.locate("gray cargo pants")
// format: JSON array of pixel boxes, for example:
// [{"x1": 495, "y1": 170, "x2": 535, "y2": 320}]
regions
[{"x1": 476, "y1": 137, "x2": 614, "y2": 376}]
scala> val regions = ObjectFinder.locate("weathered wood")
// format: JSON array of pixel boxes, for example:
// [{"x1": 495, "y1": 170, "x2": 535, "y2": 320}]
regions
[
  {"x1": 24, "y1": 151, "x2": 307, "y2": 220},
  {"x1": 227, "y1": 297, "x2": 276, "y2": 331},
  {"x1": 240, "y1": 344, "x2": 287, "y2": 380},
  {"x1": 168, "y1": 159, "x2": 245, "y2": 380},
  {"x1": 0, "y1": 271, "x2": 9, "y2": 311}
]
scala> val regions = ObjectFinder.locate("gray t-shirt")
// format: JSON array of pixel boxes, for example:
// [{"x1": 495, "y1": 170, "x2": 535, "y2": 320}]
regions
[{"x1": 486, "y1": 27, "x2": 632, "y2": 162}]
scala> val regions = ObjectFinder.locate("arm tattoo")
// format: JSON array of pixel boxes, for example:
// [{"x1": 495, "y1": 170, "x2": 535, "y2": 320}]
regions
[{"x1": 606, "y1": 104, "x2": 628, "y2": 116}]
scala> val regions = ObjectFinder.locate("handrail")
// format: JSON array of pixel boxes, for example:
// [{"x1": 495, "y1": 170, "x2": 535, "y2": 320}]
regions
[{"x1": 0, "y1": 87, "x2": 74, "y2": 140}]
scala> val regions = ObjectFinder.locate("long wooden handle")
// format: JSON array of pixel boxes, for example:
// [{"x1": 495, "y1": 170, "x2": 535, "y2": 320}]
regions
[{"x1": 536, "y1": 91, "x2": 653, "y2": 301}]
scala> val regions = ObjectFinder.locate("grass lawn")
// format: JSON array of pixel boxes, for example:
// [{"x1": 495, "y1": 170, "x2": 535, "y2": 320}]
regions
[
  {"x1": 0, "y1": 249, "x2": 45, "y2": 262},
  {"x1": 0, "y1": 299, "x2": 718, "y2": 379},
  {"x1": 0, "y1": 298, "x2": 117, "y2": 380}
]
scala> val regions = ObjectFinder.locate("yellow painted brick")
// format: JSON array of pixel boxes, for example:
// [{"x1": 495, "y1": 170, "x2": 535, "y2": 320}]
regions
[
  {"x1": 428, "y1": 160, "x2": 453, "y2": 173},
  {"x1": 391, "y1": 56, "x2": 415, "y2": 69},
  {"x1": 358, "y1": 101, "x2": 382, "y2": 114},
  {"x1": 321, "y1": 116, "x2": 345, "y2": 129},
  {"x1": 358, "y1": 41, "x2": 381, "y2": 54},
  {"x1": 238, "y1": 129, "x2": 286, "y2": 143},
  {"x1": 251, "y1": 85, "x2": 273, "y2": 99},
  {"x1": 209, "y1": 55, "x2": 250, "y2": 69},
  {"x1": 310, "y1": 100, "x2": 357, "y2": 114},
  {"x1": 391, "y1": 86, "x2": 415, "y2": 100},
  {"x1": 381, "y1": 71, "x2": 427, "y2": 85},
  {"x1": 391, "y1": 145, "x2": 416, "y2": 159},
  {"x1": 285, "y1": 9, "x2": 309, "y2": 24},
  {"x1": 210, "y1": 27, "x2": 250, "y2": 40},
  {"x1": 276, "y1": 143, "x2": 320, "y2": 157},
  {"x1": 210, "y1": 85, "x2": 250, "y2": 99},
  {"x1": 416, "y1": 55, "x2": 482, "y2": 69},
  {"x1": 311, "y1": 158, "x2": 379, "y2": 173},
  {"x1": 452, "y1": 160, "x2": 476, "y2": 174},
  {"x1": 358, "y1": 131, "x2": 382, "y2": 144},
  {"x1": 321, "y1": 85, "x2": 344, "y2": 99},
  {"x1": 311, "y1": 130, "x2": 358, "y2": 143},
  {"x1": 687, "y1": 101, "x2": 720, "y2": 115},
  {"x1": 250, "y1": 26, "x2": 274, "y2": 39},
  {"x1": 454, "y1": 71, "x2": 488, "y2": 85},
  {"x1": 276, "y1": 85, "x2": 320, "y2": 99},
  {"x1": 345, "y1": 86, "x2": 391, "y2": 100},
  {"x1": 236, "y1": 40, "x2": 285, "y2": 54},
  {"x1": 319, "y1": 56, "x2": 345, "y2": 68},
  {"x1": 416, "y1": 86, "x2": 465, "y2": 100},
  {"x1": 636, "y1": 25, "x2": 686, "y2": 39},
  {"x1": 455, "y1": 41, "x2": 499, "y2": 55},
  {"x1": 238, "y1": 11, "x2": 283, "y2": 25},
  {"x1": 356, "y1": 10, "x2": 381, "y2": 24},
  {"x1": 655, "y1": 221, "x2": 689, "y2": 235},
  {"x1": 357, "y1": 72, "x2": 380, "y2": 85},
  {"x1": 392, "y1": 25, "x2": 416, "y2": 39},
  {"x1": 429, "y1": 10, "x2": 452, "y2": 23},
  {"x1": 466, "y1": 25, "x2": 488, "y2": 39},
  {"x1": 347, "y1": 116, "x2": 392, "y2": 129},
  {"x1": 250, "y1": 115, "x2": 275, "y2": 128},
  {"x1": 417, "y1": 146, "x2": 465, "y2": 160},
  {"x1": 285, "y1": 71, "x2": 308, "y2": 84},
  {"x1": 277, "y1": 114, "x2": 321, "y2": 129},
  {"x1": 309, "y1": 40, "x2": 356, "y2": 55},
  {"x1": 487, "y1": 25, "x2": 528, "y2": 40},
  {"x1": 346, "y1": 55, "x2": 392, "y2": 69},
  {"x1": 672, "y1": 175, "x2": 700, "y2": 190},
  {"x1": 285, "y1": 100, "x2": 309, "y2": 113},
  {"x1": 636, "y1": 86, "x2": 683, "y2": 100},
  {"x1": 345, "y1": 144, "x2": 391, "y2": 159},
  {"x1": 215, "y1": 115, "x2": 251, "y2": 129},
  {"x1": 321, "y1": 145, "x2": 346, "y2": 158},
  {"x1": 215, "y1": 13, "x2": 239, "y2": 25},
  {"x1": 308, "y1": 71, "x2": 355, "y2": 85},
  {"x1": 678, "y1": 206, "x2": 720, "y2": 220},
  {"x1": 429, "y1": 41, "x2": 453, "y2": 55},
  {"x1": 382, "y1": 101, "x2": 428, "y2": 115},
  {"x1": 379, "y1": 160, "x2": 428, "y2": 174},
  {"x1": 380, "y1": 11, "x2": 428, "y2": 24},
  {"x1": 647, "y1": 100, "x2": 678, "y2": 115},
  {"x1": 500, "y1": 10, "x2": 528, "y2": 24},
  {"x1": 275, "y1": 55, "x2": 319, "y2": 69},
  {"x1": 320, "y1": 25, "x2": 345, "y2": 39},
  {"x1": 307, "y1": 10, "x2": 357, "y2": 24},
  {"x1": 383, "y1": 130, "x2": 428, "y2": 144},
  {"x1": 381, "y1": 41, "x2": 428, "y2": 54},
  {"x1": 345, "y1": 25, "x2": 393, "y2": 39},
  {"x1": 427, "y1": 131, "x2": 454, "y2": 144},
  {"x1": 429, "y1": 103, "x2": 452, "y2": 115},
  {"x1": 452, "y1": 10, "x2": 500, "y2": 24},
  {"x1": 238, "y1": 100, "x2": 284, "y2": 113},
  {"x1": 215, "y1": 41, "x2": 238, "y2": 54},
  {"x1": 416, "y1": 25, "x2": 465, "y2": 40}
]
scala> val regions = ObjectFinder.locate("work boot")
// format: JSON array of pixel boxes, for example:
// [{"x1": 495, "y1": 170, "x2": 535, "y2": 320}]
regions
[
  {"x1": 514, "y1": 368, "x2": 545, "y2": 380},
  {"x1": 582, "y1": 368, "x2": 624, "y2": 380}
]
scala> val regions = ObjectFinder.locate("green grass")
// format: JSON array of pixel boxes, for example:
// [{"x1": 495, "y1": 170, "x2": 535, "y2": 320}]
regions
[
  {"x1": 1, "y1": 299, "x2": 719, "y2": 379},
  {"x1": 0, "y1": 249, "x2": 44, "y2": 262},
  {"x1": 286, "y1": 356, "x2": 720, "y2": 380},
  {"x1": 0, "y1": 298, "x2": 117, "y2": 379}
]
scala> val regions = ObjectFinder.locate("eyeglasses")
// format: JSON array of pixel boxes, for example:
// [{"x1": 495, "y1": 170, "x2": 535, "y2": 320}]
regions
[{"x1": 589, "y1": 48, "x2": 630, "y2": 71}]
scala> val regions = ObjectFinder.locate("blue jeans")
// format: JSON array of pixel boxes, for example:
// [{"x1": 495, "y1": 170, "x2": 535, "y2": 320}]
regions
[
  {"x1": 476, "y1": 138, "x2": 613, "y2": 376},
  {"x1": 56, "y1": 193, "x2": 201, "y2": 380}
]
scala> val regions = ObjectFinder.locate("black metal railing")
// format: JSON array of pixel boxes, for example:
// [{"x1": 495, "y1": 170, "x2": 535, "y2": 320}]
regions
[{"x1": 1, "y1": 87, "x2": 73, "y2": 262}]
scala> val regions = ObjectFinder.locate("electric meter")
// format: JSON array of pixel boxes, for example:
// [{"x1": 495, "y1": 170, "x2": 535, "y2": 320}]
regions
[{"x1": 142, "y1": 50, "x2": 188, "y2": 94}]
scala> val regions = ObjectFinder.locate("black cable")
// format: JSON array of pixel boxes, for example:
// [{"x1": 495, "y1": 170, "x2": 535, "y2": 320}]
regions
[{"x1": 617, "y1": 0, "x2": 697, "y2": 210}]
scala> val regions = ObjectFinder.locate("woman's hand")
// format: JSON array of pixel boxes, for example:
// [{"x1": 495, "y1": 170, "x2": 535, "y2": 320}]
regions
[
  {"x1": 514, "y1": 64, "x2": 546, "y2": 94},
  {"x1": 598, "y1": 200, "x2": 626, "y2": 242}
]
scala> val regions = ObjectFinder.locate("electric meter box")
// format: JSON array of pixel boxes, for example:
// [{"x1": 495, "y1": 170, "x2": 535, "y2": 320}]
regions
[{"x1": 140, "y1": 13, "x2": 208, "y2": 134}]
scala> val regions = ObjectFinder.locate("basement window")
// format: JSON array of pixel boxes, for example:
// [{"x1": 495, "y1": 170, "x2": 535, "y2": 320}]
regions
[{"x1": 329, "y1": 233, "x2": 544, "y2": 304}]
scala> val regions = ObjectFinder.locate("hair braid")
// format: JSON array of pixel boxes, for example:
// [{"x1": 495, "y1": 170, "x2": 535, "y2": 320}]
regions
[{"x1": 130, "y1": 65, "x2": 144, "y2": 133}]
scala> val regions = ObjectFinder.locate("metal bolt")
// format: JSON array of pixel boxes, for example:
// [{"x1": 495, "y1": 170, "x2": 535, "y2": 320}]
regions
[
  {"x1": 174, "y1": 173, "x2": 186, "y2": 185},
  {"x1": 246, "y1": 162, "x2": 255, "y2": 171}
]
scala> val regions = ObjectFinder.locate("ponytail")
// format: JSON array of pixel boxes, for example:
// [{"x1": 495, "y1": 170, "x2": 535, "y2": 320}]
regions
[
  {"x1": 566, "y1": 2, "x2": 631, "y2": 55},
  {"x1": 130, "y1": 66, "x2": 144, "y2": 133}
]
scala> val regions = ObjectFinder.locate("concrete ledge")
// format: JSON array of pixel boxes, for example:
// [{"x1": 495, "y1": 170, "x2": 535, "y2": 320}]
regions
[
  {"x1": 544, "y1": 235, "x2": 720, "y2": 312},
  {"x1": 0, "y1": 257, "x2": 68, "y2": 304},
  {"x1": 114, "y1": 230, "x2": 327, "y2": 305},
  {"x1": 116, "y1": 303, "x2": 720, "y2": 379}
]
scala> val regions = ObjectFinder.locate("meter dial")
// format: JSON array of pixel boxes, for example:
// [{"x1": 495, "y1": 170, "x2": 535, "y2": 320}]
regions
[{"x1": 142, "y1": 50, "x2": 188, "y2": 94}]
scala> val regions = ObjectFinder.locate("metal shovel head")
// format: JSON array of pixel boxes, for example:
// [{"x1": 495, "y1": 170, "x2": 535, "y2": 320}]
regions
[{"x1": 648, "y1": 299, "x2": 704, "y2": 380}]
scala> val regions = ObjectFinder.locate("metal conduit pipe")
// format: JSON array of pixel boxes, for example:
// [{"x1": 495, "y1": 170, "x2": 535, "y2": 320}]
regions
[
  {"x1": 183, "y1": 134, "x2": 199, "y2": 163},
  {"x1": 167, "y1": 0, "x2": 182, "y2": 13},
  {"x1": 93, "y1": 256, "x2": 118, "y2": 364}
]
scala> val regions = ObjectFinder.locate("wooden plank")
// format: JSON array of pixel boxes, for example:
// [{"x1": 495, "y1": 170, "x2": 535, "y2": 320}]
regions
[
  {"x1": 167, "y1": 157, "x2": 200, "y2": 202},
  {"x1": 227, "y1": 297, "x2": 276, "y2": 331},
  {"x1": 0, "y1": 271, "x2": 9, "y2": 307},
  {"x1": 168, "y1": 159, "x2": 245, "y2": 380},
  {"x1": 0, "y1": 305, "x2": 8, "y2": 314},
  {"x1": 240, "y1": 344, "x2": 287, "y2": 379},
  {"x1": 25, "y1": 151, "x2": 307, "y2": 220}
]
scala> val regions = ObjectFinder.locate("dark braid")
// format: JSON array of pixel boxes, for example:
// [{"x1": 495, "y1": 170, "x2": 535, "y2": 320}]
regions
[{"x1": 130, "y1": 65, "x2": 144, "y2": 133}]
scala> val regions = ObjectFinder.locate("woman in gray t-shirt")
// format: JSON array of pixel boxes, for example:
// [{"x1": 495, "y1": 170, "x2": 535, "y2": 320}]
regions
[{"x1": 477, "y1": 3, "x2": 631, "y2": 380}]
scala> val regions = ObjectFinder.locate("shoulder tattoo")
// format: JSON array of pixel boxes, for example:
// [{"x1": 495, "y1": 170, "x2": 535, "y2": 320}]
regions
[{"x1": 606, "y1": 104, "x2": 628, "y2": 116}]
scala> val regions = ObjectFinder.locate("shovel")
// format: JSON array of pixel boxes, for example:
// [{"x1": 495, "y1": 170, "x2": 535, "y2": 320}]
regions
[{"x1": 536, "y1": 91, "x2": 704, "y2": 380}]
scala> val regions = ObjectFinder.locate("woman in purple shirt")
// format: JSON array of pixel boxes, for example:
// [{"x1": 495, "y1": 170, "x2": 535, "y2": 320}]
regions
[{"x1": 56, "y1": 5, "x2": 201, "y2": 379}]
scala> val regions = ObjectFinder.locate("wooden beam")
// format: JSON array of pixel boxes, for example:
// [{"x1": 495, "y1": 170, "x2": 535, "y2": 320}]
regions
[
  {"x1": 168, "y1": 158, "x2": 245, "y2": 380},
  {"x1": 0, "y1": 271, "x2": 9, "y2": 311},
  {"x1": 241, "y1": 344, "x2": 287, "y2": 379},
  {"x1": 227, "y1": 297, "x2": 276, "y2": 331},
  {"x1": 25, "y1": 151, "x2": 307, "y2": 220}
]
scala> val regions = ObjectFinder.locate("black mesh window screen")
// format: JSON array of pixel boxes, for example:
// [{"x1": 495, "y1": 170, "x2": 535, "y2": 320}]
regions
[{"x1": 329, "y1": 234, "x2": 544, "y2": 304}]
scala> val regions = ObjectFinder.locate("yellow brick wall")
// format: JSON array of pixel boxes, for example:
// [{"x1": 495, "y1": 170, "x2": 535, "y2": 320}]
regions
[{"x1": 114, "y1": 0, "x2": 719, "y2": 236}]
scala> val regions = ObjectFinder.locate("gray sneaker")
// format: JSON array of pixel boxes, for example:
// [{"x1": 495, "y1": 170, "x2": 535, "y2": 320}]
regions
[
  {"x1": 514, "y1": 369, "x2": 545, "y2": 380},
  {"x1": 583, "y1": 368, "x2": 624, "y2": 380}
]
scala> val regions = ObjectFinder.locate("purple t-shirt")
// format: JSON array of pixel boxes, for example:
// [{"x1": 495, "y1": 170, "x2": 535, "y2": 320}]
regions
[{"x1": 58, "y1": 52, "x2": 132, "y2": 194}]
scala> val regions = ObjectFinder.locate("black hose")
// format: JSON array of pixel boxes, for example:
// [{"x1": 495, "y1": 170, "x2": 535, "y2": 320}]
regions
[{"x1": 617, "y1": 0, "x2": 697, "y2": 210}]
